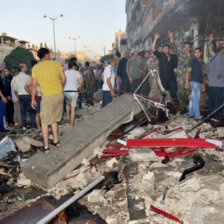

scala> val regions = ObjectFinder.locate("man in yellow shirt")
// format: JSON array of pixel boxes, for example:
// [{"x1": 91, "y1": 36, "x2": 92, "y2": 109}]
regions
[{"x1": 31, "y1": 48, "x2": 66, "y2": 153}]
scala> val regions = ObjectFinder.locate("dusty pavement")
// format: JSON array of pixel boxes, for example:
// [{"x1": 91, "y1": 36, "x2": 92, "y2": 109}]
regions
[{"x1": 0, "y1": 104, "x2": 224, "y2": 224}]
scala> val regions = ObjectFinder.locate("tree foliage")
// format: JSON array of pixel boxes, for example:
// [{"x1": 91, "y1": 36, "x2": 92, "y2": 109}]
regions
[
  {"x1": 4, "y1": 47, "x2": 35, "y2": 70},
  {"x1": 100, "y1": 54, "x2": 113, "y2": 64}
]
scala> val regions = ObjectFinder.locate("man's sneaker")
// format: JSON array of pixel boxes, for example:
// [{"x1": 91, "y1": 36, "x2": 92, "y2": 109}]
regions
[
  {"x1": 195, "y1": 116, "x2": 203, "y2": 122},
  {"x1": 22, "y1": 127, "x2": 27, "y2": 131}
]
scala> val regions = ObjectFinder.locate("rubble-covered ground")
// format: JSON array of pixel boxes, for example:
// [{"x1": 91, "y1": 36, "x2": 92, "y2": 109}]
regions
[{"x1": 0, "y1": 105, "x2": 224, "y2": 224}]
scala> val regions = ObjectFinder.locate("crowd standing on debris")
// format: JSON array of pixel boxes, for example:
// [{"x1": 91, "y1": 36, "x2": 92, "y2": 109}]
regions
[{"x1": 0, "y1": 31, "x2": 224, "y2": 150}]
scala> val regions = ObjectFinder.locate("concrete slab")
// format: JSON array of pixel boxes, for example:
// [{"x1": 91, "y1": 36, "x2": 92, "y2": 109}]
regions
[{"x1": 22, "y1": 95, "x2": 141, "y2": 188}]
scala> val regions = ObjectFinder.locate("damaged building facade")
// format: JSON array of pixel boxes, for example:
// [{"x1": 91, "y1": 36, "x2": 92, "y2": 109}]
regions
[{"x1": 126, "y1": 0, "x2": 224, "y2": 61}]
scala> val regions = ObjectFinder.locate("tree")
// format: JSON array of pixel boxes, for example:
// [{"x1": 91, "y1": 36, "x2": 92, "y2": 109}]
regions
[
  {"x1": 4, "y1": 47, "x2": 35, "y2": 70},
  {"x1": 100, "y1": 54, "x2": 113, "y2": 64}
]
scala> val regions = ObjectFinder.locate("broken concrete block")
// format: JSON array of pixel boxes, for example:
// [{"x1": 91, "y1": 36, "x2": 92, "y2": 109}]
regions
[
  {"x1": 105, "y1": 158, "x2": 118, "y2": 169},
  {"x1": 179, "y1": 177, "x2": 202, "y2": 192},
  {"x1": 129, "y1": 148, "x2": 159, "y2": 162},
  {"x1": 88, "y1": 189, "x2": 105, "y2": 203},
  {"x1": 17, "y1": 173, "x2": 31, "y2": 187},
  {"x1": 142, "y1": 171, "x2": 155, "y2": 191},
  {"x1": 166, "y1": 129, "x2": 188, "y2": 139},
  {"x1": 143, "y1": 171, "x2": 155, "y2": 182},
  {"x1": 22, "y1": 137, "x2": 43, "y2": 147},
  {"x1": 81, "y1": 158, "x2": 90, "y2": 167},
  {"x1": 15, "y1": 140, "x2": 31, "y2": 153},
  {"x1": 93, "y1": 90, "x2": 102, "y2": 102}
]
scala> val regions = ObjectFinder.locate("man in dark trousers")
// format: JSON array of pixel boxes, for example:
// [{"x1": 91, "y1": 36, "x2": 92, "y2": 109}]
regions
[
  {"x1": 0, "y1": 68, "x2": 14, "y2": 126},
  {"x1": 205, "y1": 46, "x2": 224, "y2": 126},
  {"x1": 117, "y1": 51, "x2": 130, "y2": 93},
  {"x1": 151, "y1": 33, "x2": 178, "y2": 105},
  {"x1": 0, "y1": 78, "x2": 7, "y2": 132}
]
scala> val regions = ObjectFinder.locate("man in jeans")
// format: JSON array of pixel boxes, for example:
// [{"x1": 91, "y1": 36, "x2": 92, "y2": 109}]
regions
[
  {"x1": 185, "y1": 48, "x2": 205, "y2": 121},
  {"x1": 31, "y1": 48, "x2": 66, "y2": 153},
  {"x1": 14, "y1": 64, "x2": 36, "y2": 130},
  {"x1": 205, "y1": 46, "x2": 224, "y2": 126}
]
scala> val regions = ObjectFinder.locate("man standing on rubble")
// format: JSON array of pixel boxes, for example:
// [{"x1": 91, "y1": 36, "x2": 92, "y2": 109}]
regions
[
  {"x1": 102, "y1": 56, "x2": 116, "y2": 108},
  {"x1": 117, "y1": 51, "x2": 130, "y2": 93},
  {"x1": 169, "y1": 31, "x2": 193, "y2": 114},
  {"x1": 185, "y1": 48, "x2": 206, "y2": 121},
  {"x1": 0, "y1": 78, "x2": 7, "y2": 132},
  {"x1": 31, "y1": 48, "x2": 66, "y2": 153},
  {"x1": 205, "y1": 46, "x2": 224, "y2": 126},
  {"x1": 126, "y1": 49, "x2": 141, "y2": 93},
  {"x1": 140, "y1": 51, "x2": 151, "y2": 95},
  {"x1": 152, "y1": 33, "x2": 178, "y2": 105}
]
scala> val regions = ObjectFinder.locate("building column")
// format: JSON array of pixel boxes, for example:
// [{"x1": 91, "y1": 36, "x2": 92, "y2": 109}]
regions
[{"x1": 193, "y1": 19, "x2": 199, "y2": 48}]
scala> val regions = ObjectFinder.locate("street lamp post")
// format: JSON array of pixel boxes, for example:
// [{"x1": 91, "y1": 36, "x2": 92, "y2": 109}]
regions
[
  {"x1": 83, "y1": 45, "x2": 89, "y2": 60},
  {"x1": 43, "y1": 14, "x2": 63, "y2": 59},
  {"x1": 68, "y1": 36, "x2": 80, "y2": 55}
]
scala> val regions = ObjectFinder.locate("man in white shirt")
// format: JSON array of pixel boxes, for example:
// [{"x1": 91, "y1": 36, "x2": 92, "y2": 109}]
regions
[
  {"x1": 102, "y1": 56, "x2": 116, "y2": 108},
  {"x1": 64, "y1": 62, "x2": 83, "y2": 129},
  {"x1": 11, "y1": 69, "x2": 21, "y2": 127},
  {"x1": 14, "y1": 64, "x2": 36, "y2": 130}
]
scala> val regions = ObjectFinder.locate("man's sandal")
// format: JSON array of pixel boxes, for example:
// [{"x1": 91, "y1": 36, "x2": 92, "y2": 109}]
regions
[
  {"x1": 41, "y1": 147, "x2": 50, "y2": 154},
  {"x1": 51, "y1": 141, "x2": 61, "y2": 147}
]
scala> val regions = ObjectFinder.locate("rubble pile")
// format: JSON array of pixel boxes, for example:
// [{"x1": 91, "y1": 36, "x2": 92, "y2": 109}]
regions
[{"x1": 0, "y1": 102, "x2": 224, "y2": 223}]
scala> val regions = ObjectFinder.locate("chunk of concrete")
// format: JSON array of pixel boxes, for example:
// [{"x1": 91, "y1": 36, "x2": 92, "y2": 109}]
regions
[
  {"x1": 22, "y1": 94, "x2": 141, "y2": 188},
  {"x1": 105, "y1": 158, "x2": 118, "y2": 169},
  {"x1": 93, "y1": 90, "x2": 102, "y2": 102},
  {"x1": 166, "y1": 129, "x2": 188, "y2": 139},
  {"x1": 88, "y1": 189, "x2": 105, "y2": 203},
  {"x1": 15, "y1": 140, "x2": 31, "y2": 153},
  {"x1": 22, "y1": 137, "x2": 43, "y2": 147},
  {"x1": 179, "y1": 177, "x2": 202, "y2": 192},
  {"x1": 129, "y1": 148, "x2": 159, "y2": 162},
  {"x1": 17, "y1": 173, "x2": 31, "y2": 187}
]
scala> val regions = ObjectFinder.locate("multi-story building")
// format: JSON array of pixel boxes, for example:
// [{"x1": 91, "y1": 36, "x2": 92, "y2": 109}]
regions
[
  {"x1": 112, "y1": 30, "x2": 128, "y2": 55},
  {"x1": 0, "y1": 33, "x2": 39, "y2": 65},
  {"x1": 126, "y1": 0, "x2": 224, "y2": 58}
]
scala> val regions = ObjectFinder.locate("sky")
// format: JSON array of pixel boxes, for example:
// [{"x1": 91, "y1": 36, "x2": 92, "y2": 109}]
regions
[{"x1": 0, "y1": 0, "x2": 126, "y2": 55}]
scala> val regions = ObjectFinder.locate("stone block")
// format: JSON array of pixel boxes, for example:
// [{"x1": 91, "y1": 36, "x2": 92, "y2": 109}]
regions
[{"x1": 22, "y1": 94, "x2": 142, "y2": 188}]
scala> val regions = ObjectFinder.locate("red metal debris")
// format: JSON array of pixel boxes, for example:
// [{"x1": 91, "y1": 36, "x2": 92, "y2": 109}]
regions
[
  {"x1": 151, "y1": 205, "x2": 184, "y2": 224},
  {"x1": 127, "y1": 138, "x2": 222, "y2": 148}
]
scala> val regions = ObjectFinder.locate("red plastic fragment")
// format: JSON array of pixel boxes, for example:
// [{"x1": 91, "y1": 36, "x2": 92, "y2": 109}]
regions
[{"x1": 151, "y1": 205, "x2": 184, "y2": 224}]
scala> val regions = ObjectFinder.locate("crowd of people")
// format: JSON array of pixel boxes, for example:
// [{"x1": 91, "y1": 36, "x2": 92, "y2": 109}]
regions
[
  {"x1": 113, "y1": 31, "x2": 224, "y2": 126},
  {"x1": 0, "y1": 32, "x2": 223, "y2": 151}
]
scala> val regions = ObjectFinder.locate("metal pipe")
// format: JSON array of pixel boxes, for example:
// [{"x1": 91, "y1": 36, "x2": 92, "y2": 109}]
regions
[
  {"x1": 53, "y1": 20, "x2": 56, "y2": 58},
  {"x1": 37, "y1": 176, "x2": 105, "y2": 224},
  {"x1": 187, "y1": 102, "x2": 224, "y2": 133}
]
